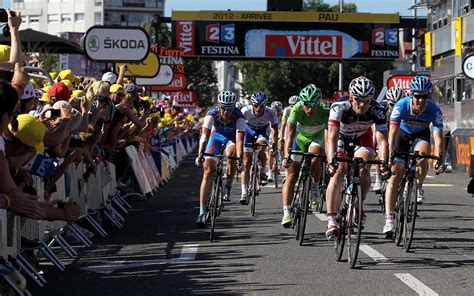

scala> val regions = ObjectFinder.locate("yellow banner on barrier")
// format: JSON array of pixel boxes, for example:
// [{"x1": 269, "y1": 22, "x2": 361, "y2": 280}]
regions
[
  {"x1": 455, "y1": 17, "x2": 462, "y2": 56},
  {"x1": 172, "y1": 11, "x2": 400, "y2": 24},
  {"x1": 425, "y1": 32, "x2": 432, "y2": 68}
]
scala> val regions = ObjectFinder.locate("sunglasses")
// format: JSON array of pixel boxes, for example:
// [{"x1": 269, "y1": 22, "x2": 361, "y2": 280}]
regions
[
  {"x1": 412, "y1": 94, "x2": 429, "y2": 100},
  {"x1": 220, "y1": 106, "x2": 234, "y2": 112},
  {"x1": 303, "y1": 102, "x2": 319, "y2": 108},
  {"x1": 252, "y1": 104, "x2": 265, "y2": 109}
]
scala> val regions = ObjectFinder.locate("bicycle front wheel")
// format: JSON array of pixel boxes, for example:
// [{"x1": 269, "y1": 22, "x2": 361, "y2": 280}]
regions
[
  {"x1": 335, "y1": 193, "x2": 346, "y2": 261},
  {"x1": 347, "y1": 185, "x2": 363, "y2": 269},
  {"x1": 403, "y1": 181, "x2": 417, "y2": 252},
  {"x1": 292, "y1": 177, "x2": 304, "y2": 240},
  {"x1": 298, "y1": 176, "x2": 311, "y2": 246},
  {"x1": 209, "y1": 179, "x2": 221, "y2": 242},
  {"x1": 393, "y1": 186, "x2": 404, "y2": 246},
  {"x1": 274, "y1": 154, "x2": 279, "y2": 189},
  {"x1": 250, "y1": 165, "x2": 258, "y2": 216}
]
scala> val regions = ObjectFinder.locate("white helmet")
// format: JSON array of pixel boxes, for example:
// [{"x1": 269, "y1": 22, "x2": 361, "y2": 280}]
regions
[
  {"x1": 235, "y1": 101, "x2": 243, "y2": 109},
  {"x1": 385, "y1": 86, "x2": 406, "y2": 104},
  {"x1": 349, "y1": 76, "x2": 375, "y2": 99},
  {"x1": 271, "y1": 101, "x2": 283, "y2": 110},
  {"x1": 288, "y1": 95, "x2": 299, "y2": 106},
  {"x1": 217, "y1": 91, "x2": 237, "y2": 108}
]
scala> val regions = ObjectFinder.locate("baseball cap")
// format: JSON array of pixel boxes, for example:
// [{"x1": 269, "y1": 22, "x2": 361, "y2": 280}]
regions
[
  {"x1": 53, "y1": 100, "x2": 72, "y2": 111},
  {"x1": 8, "y1": 114, "x2": 47, "y2": 154},
  {"x1": 124, "y1": 83, "x2": 137, "y2": 93},
  {"x1": 0, "y1": 45, "x2": 11, "y2": 63},
  {"x1": 21, "y1": 83, "x2": 43, "y2": 100},
  {"x1": 57, "y1": 69, "x2": 80, "y2": 83},
  {"x1": 110, "y1": 83, "x2": 125, "y2": 94},
  {"x1": 70, "y1": 90, "x2": 85, "y2": 100},
  {"x1": 48, "y1": 82, "x2": 72, "y2": 101},
  {"x1": 102, "y1": 72, "x2": 117, "y2": 84}
]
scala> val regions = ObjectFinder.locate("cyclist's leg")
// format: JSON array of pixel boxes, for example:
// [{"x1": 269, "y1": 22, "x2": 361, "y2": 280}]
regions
[
  {"x1": 307, "y1": 135, "x2": 325, "y2": 207},
  {"x1": 413, "y1": 136, "x2": 431, "y2": 203},
  {"x1": 256, "y1": 135, "x2": 269, "y2": 183},
  {"x1": 241, "y1": 127, "x2": 256, "y2": 201},
  {"x1": 224, "y1": 140, "x2": 237, "y2": 201},
  {"x1": 281, "y1": 138, "x2": 302, "y2": 226}
]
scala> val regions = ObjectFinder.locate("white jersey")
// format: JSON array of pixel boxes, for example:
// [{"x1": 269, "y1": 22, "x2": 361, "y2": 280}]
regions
[
  {"x1": 282, "y1": 106, "x2": 292, "y2": 121},
  {"x1": 241, "y1": 105, "x2": 278, "y2": 130}
]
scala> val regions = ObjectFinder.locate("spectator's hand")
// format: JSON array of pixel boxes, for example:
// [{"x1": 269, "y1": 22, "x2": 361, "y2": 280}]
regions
[
  {"x1": 8, "y1": 186, "x2": 46, "y2": 220},
  {"x1": 118, "y1": 64, "x2": 127, "y2": 74},
  {"x1": 64, "y1": 200, "x2": 80, "y2": 222},
  {"x1": 80, "y1": 97, "x2": 90, "y2": 114},
  {"x1": 7, "y1": 9, "x2": 22, "y2": 32}
]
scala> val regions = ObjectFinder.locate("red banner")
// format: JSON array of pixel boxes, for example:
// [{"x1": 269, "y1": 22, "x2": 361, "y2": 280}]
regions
[
  {"x1": 168, "y1": 91, "x2": 198, "y2": 108},
  {"x1": 266, "y1": 35, "x2": 343, "y2": 58},
  {"x1": 175, "y1": 21, "x2": 195, "y2": 55},
  {"x1": 387, "y1": 75, "x2": 431, "y2": 91},
  {"x1": 150, "y1": 74, "x2": 188, "y2": 91}
]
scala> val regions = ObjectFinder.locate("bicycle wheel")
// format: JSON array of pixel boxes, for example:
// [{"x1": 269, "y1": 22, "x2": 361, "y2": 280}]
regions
[
  {"x1": 393, "y1": 184, "x2": 404, "y2": 245},
  {"x1": 292, "y1": 177, "x2": 304, "y2": 240},
  {"x1": 403, "y1": 181, "x2": 417, "y2": 252},
  {"x1": 347, "y1": 185, "x2": 363, "y2": 269},
  {"x1": 335, "y1": 193, "x2": 346, "y2": 261},
  {"x1": 298, "y1": 176, "x2": 311, "y2": 246},
  {"x1": 274, "y1": 154, "x2": 279, "y2": 189},
  {"x1": 209, "y1": 178, "x2": 221, "y2": 242},
  {"x1": 317, "y1": 167, "x2": 327, "y2": 213},
  {"x1": 250, "y1": 164, "x2": 258, "y2": 216}
]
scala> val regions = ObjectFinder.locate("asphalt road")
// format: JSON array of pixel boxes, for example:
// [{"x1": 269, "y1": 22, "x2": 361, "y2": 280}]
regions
[{"x1": 29, "y1": 155, "x2": 474, "y2": 295}]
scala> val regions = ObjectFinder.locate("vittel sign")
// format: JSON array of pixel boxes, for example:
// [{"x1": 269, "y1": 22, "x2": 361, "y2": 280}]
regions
[
  {"x1": 388, "y1": 75, "x2": 419, "y2": 91},
  {"x1": 175, "y1": 21, "x2": 195, "y2": 55},
  {"x1": 84, "y1": 26, "x2": 149, "y2": 62}
]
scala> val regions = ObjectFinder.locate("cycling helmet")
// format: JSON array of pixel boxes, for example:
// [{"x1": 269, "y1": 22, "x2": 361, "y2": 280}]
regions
[
  {"x1": 349, "y1": 76, "x2": 375, "y2": 99},
  {"x1": 271, "y1": 101, "x2": 283, "y2": 110},
  {"x1": 250, "y1": 91, "x2": 268, "y2": 106},
  {"x1": 385, "y1": 86, "x2": 406, "y2": 104},
  {"x1": 299, "y1": 84, "x2": 322, "y2": 104},
  {"x1": 409, "y1": 76, "x2": 432, "y2": 93},
  {"x1": 288, "y1": 95, "x2": 299, "y2": 106},
  {"x1": 217, "y1": 91, "x2": 237, "y2": 108},
  {"x1": 235, "y1": 101, "x2": 243, "y2": 109}
]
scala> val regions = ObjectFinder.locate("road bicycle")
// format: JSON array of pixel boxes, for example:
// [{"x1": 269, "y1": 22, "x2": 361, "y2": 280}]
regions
[
  {"x1": 392, "y1": 151, "x2": 440, "y2": 252},
  {"x1": 333, "y1": 146, "x2": 385, "y2": 268},
  {"x1": 248, "y1": 142, "x2": 268, "y2": 216},
  {"x1": 289, "y1": 150, "x2": 326, "y2": 246},
  {"x1": 202, "y1": 145, "x2": 239, "y2": 242}
]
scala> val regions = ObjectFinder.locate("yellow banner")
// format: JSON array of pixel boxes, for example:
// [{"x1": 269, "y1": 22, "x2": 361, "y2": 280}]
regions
[
  {"x1": 425, "y1": 32, "x2": 432, "y2": 68},
  {"x1": 115, "y1": 52, "x2": 160, "y2": 78},
  {"x1": 172, "y1": 11, "x2": 399, "y2": 24},
  {"x1": 455, "y1": 17, "x2": 462, "y2": 56}
]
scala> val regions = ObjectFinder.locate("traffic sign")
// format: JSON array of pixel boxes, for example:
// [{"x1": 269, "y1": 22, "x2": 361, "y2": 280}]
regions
[{"x1": 463, "y1": 54, "x2": 474, "y2": 79}]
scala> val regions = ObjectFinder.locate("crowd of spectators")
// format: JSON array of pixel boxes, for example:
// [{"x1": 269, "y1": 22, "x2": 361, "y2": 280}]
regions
[{"x1": 0, "y1": 9, "x2": 201, "y2": 227}]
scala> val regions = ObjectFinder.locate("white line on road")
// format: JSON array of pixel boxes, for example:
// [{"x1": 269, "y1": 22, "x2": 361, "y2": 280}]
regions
[
  {"x1": 176, "y1": 244, "x2": 199, "y2": 261},
  {"x1": 359, "y1": 244, "x2": 393, "y2": 264},
  {"x1": 314, "y1": 213, "x2": 328, "y2": 221},
  {"x1": 394, "y1": 273, "x2": 439, "y2": 296},
  {"x1": 157, "y1": 210, "x2": 173, "y2": 213}
]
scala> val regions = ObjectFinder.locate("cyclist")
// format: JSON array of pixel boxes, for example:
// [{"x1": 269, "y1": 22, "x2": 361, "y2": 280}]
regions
[
  {"x1": 383, "y1": 76, "x2": 444, "y2": 235},
  {"x1": 373, "y1": 86, "x2": 406, "y2": 192},
  {"x1": 240, "y1": 92, "x2": 278, "y2": 204},
  {"x1": 325, "y1": 76, "x2": 389, "y2": 238},
  {"x1": 268, "y1": 100, "x2": 283, "y2": 182},
  {"x1": 281, "y1": 84, "x2": 329, "y2": 227},
  {"x1": 279, "y1": 95, "x2": 299, "y2": 152},
  {"x1": 195, "y1": 91, "x2": 245, "y2": 227}
]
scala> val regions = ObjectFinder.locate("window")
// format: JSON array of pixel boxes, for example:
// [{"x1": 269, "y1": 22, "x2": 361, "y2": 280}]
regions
[
  {"x1": 30, "y1": 16, "x2": 40, "y2": 23},
  {"x1": 47, "y1": 14, "x2": 58, "y2": 23},
  {"x1": 75, "y1": 13, "x2": 84, "y2": 22},
  {"x1": 94, "y1": 12, "x2": 102, "y2": 24},
  {"x1": 95, "y1": 0, "x2": 102, "y2": 6},
  {"x1": 61, "y1": 14, "x2": 72, "y2": 22}
]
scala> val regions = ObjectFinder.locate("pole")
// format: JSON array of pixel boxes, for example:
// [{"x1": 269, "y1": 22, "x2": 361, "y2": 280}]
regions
[
  {"x1": 223, "y1": 60, "x2": 229, "y2": 92},
  {"x1": 338, "y1": 0, "x2": 344, "y2": 90},
  {"x1": 411, "y1": 0, "x2": 417, "y2": 72}
]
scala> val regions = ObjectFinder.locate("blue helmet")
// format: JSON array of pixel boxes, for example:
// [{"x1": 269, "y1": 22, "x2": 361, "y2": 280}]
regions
[
  {"x1": 250, "y1": 91, "x2": 268, "y2": 106},
  {"x1": 409, "y1": 76, "x2": 432, "y2": 93}
]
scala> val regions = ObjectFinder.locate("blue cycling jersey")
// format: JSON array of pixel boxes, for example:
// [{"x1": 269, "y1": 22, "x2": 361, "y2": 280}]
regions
[
  {"x1": 203, "y1": 107, "x2": 246, "y2": 140},
  {"x1": 390, "y1": 97, "x2": 443, "y2": 134}
]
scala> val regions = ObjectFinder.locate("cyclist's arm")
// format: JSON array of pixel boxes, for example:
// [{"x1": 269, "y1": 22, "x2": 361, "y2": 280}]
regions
[
  {"x1": 375, "y1": 130, "x2": 389, "y2": 161},
  {"x1": 198, "y1": 127, "x2": 211, "y2": 157},
  {"x1": 326, "y1": 124, "x2": 339, "y2": 164},
  {"x1": 236, "y1": 131, "x2": 244, "y2": 159},
  {"x1": 271, "y1": 124, "x2": 278, "y2": 147},
  {"x1": 388, "y1": 123, "x2": 399, "y2": 157},
  {"x1": 433, "y1": 129, "x2": 443, "y2": 159},
  {"x1": 284, "y1": 122, "x2": 296, "y2": 159}
]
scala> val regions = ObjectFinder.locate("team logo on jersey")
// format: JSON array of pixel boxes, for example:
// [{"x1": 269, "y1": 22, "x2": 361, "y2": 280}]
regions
[
  {"x1": 391, "y1": 107, "x2": 401, "y2": 119},
  {"x1": 331, "y1": 104, "x2": 344, "y2": 113}
]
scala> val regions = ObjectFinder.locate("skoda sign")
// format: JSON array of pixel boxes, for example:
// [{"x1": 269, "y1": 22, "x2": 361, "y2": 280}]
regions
[
  {"x1": 84, "y1": 26, "x2": 150, "y2": 62},
  {"x1": 463, "y1": 54, "x2": 474, "y2": 79}
]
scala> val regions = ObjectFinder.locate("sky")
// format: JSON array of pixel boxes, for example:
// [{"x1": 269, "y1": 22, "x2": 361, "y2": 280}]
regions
[{"x1": 165, "y1": 0, "x2": 426, "y2": 17}]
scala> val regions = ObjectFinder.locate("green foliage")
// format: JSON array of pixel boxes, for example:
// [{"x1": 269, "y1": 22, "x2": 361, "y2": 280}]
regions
[{"x1": 239, "y1": 1, "x2": 393, "y2": 103}]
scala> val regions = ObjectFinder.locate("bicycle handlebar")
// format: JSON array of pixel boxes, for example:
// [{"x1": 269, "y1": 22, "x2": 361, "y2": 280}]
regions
[
  {"x1": 289, "y1": 150, "x2": 327, "y2": 160},
  {"x1": 201, "y1": 152, "x2": 240, "y2": 160},
  {"x1": 334, "y1": 156, "x2": 385, "y2": 166}
]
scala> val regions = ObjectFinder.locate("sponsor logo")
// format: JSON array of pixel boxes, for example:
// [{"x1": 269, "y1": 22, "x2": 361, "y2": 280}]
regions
[
  {"x1": 103, "y1": 38, "x2": 145, "y2": 49},
  {"x1": 88, "y1": 35, "x2": 99, "y2": 52},
  {"x1": 150, "y1": 74, "x2": 188, "y2": 92},
  {"x1": 176, "y1": 21, "x2": 195, "y2": 55},
  {"x1": 371, "y1": 28, "x2": 398, "y2": 46},
  {"x1": 170, "y1": 91, "x2": 198, "y2": 108},
  {"x1": 265, "y1": 35, "x2": 342, "y2": 58},
  {"x1": 201, "y1": 46, "x2": 240, "y2": 55},
  {"x1": 387, "y1": 75, "x2": 430, "y2": 91},
  {"x1": 206, "y1": 23, "x2": 235, "y2": 44},
  {"x1": 370, "y1": 50, "x2": 399, "y2": 57}
]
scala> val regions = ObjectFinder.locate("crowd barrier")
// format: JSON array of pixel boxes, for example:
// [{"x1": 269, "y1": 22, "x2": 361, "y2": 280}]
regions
[{"x1": 0, "y1": 133, "x2": 197, "y2": 295}]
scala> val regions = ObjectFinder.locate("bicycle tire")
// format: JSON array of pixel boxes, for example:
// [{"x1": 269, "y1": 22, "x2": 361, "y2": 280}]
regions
[
  {"x1": 347, "y1": 185, "x2": 363, "y2": 269},
  {"x1": 298, "y1": 176, "x2": 311, "y2": 246},
  {"x1": 403, "y1": 181, "x2": 417, "y2": 252},
  {"x1": 335, "y1": 193, "x2": 346, "y2": 261},
  {"x1": 209, "y1": 179, "x2": 221, "y2": 242},
  {"x1": 318, "y1": 170, "x2": 327, "y2": 214},
  {"x1": 274, "y1": 154, "x2": 279, "y2": 189},
  {"x1": 250, "y1": 164, "x2": 258, "y2": 216},
  {"x1": 292, "y1": 177, "x2": 304, "y2": 240},
  {"x1": 393, "y1": 185, "x2": 404, "y2": 246}
]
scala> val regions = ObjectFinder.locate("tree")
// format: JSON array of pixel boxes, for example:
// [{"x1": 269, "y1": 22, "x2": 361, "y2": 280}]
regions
[{"x1": 239, "y1": 1, "x2": 392, "y2": 103}]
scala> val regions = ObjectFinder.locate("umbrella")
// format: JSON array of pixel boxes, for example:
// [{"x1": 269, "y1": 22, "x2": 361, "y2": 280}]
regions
[{"x1": 0, "y1": 28, "x2": 83, "y2": 54}]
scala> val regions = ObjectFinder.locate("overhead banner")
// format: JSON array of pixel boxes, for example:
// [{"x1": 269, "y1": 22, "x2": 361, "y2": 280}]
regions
[
  {"x1": 84, "y1": 26, "x2": 149, "y2": 62},
  {"x1": 387, "y1": 74, "x2": 431, "y2": 91},
  {"x1": 172, "y1": 11, "x2": 400, "y2": 60}
]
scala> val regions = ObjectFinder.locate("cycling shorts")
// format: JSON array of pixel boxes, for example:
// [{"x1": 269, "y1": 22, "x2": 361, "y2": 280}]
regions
[
  {"x1": 205, "y1": 132, "x2": 235, "y2": 157},
  {"x1": 394, "y1": 128, "x2": 431, "y2": 164},
  {"x1": 337, "y1": 129, "x2": 375, "y2": 157},
  {"x1": 244, "y1": 126, "x2": 269, "y2": 153},
  {"x1": 291, "y1": 131, "x2": 325, "y2": 162}
]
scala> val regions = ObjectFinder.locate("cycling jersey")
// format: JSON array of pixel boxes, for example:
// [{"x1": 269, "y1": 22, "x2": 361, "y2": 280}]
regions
[
  {"x1": 282, "y1": 106, "x2": 292, "y2": 122},
  {"x1": 203, "y1": 107, "x2": 246, "y2": 140},
  {"x1": 288, "y1": 101, "x2": 329, "y2": 139},
  {"x1": 328, "y1": 100, "x2": 388, "y2": 139},
  {"x1": 241, "y1": 105, "x2": 278, "y2": 130},
  {"x1": 390, "y1": 97, "x2": 443, "y2": 134}
]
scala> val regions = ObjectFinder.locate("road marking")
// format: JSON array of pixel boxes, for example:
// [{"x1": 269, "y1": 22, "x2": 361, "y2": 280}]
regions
[
  {"x1": 157, "y1": 210, "x2": 173, "y2": 213},
  {"x1": 359, "y1": 245, "x2": 392, "y2": 264},
  {"x1": 426, "y1": 175, "x2": 435, "y2": 179},
  {"x1": 394, "y1": 273, "x2": 439, "y2": 296},
  {"x1": 422, "y1": 184, "x2": 453, "y2": 187},
  {"x1": 81, "y1": 244, "x2": 199, "y2": 274},
  {"x1": 314, "y1": 213, "x2": 328, "y2": 221}
]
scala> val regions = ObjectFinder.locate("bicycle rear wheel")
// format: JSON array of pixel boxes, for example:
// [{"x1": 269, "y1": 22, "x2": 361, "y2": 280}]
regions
[
  {"x1": 250, "y1": 165, "x2": 258, "y2": 216},
  {"x1": 347, "y1": 185, "x2": 363, "y2": 269},
  {"x1": 298, "y1": 177, "x2": 311, "y2": 246},
  {"x1": 403, "y1": 181, "x2": 417, "y2": 252},
  {"x1": 209, "y1": 179, "x2": 221, "y2": 242},
  {"x1": 335, "y1": 194, "x2": 346, "y2": 261},
  {"x1": 274, "y1": 154, "x2": 279, "y2": 189}
]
